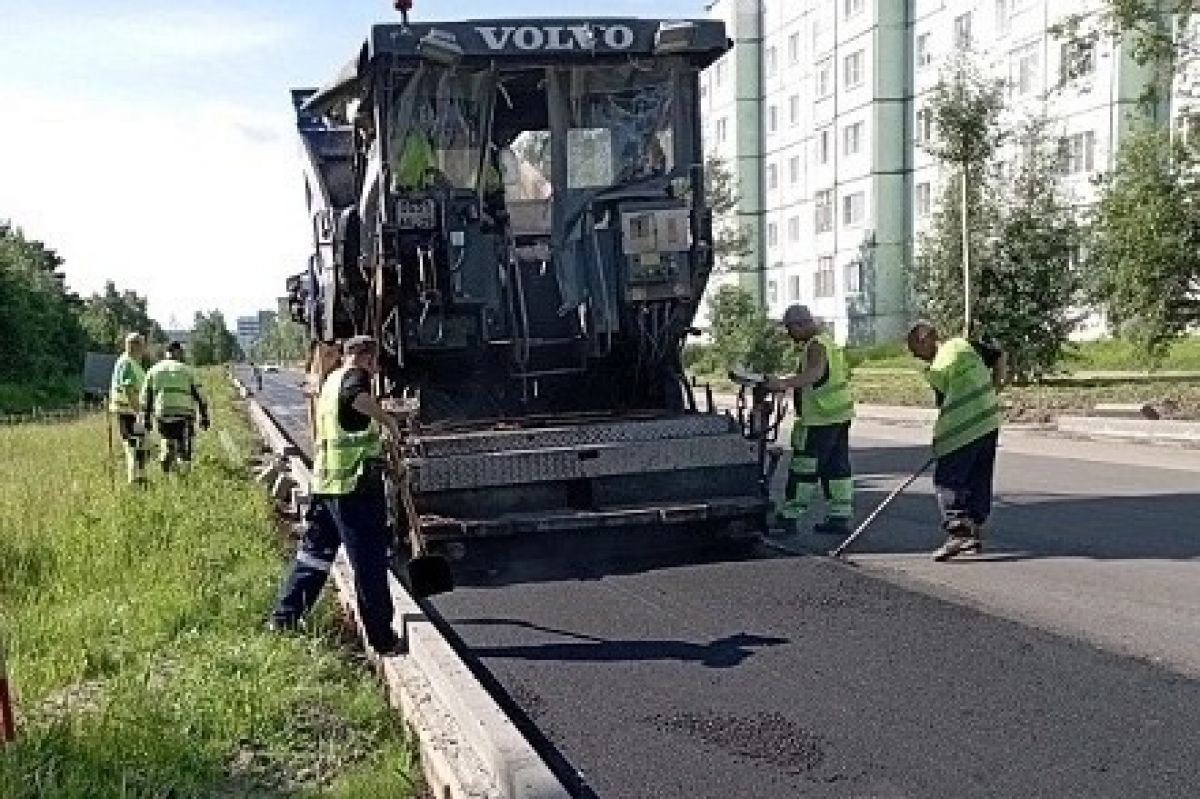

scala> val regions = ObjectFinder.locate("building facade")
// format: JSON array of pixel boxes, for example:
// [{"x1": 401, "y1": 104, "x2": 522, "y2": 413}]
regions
[{"x1": 701, "y1": 0, "x2": 1171, "y2": 344}]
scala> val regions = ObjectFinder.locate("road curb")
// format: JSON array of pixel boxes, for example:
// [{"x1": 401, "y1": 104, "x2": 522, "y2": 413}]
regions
[{"x1": 236, "y1": 378, "x2": 571, "y2": 799}]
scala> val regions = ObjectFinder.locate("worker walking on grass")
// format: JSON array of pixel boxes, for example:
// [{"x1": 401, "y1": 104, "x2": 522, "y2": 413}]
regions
[
  {"x1": 906, "y1": 322, "x2": 1006, "y2": 562},
  {"x1": 109, "y1": 333, "x2": 149, "y2": 485},
  {"x1": 269, "y1": 335, "x2": 405, "y2": 656},
  {"x1": 141, "y1": 341, "x2": 209, "y2": 476},
  {"x1": 766, "y1": 305, "x2": 856, "y2": 536}
]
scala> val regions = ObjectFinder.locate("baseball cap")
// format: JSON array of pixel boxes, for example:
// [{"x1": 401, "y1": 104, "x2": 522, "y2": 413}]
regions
[
  {"x1": 343, "y1": 335, "x2": 378, "y2": 355},
  {"x1": 781, "y1": 304, "x2": 814, "y2": 326}
]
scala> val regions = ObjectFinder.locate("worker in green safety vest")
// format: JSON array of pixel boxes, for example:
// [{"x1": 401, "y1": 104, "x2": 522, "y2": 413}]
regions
[
  {"x1": 109, "y1": 332, "x2": 148, "y2": 485},
  {"x1": 766, "y1": 304, "x2": 856, "y2": 537},
  {"x1": 269, "y1": 335, "x2": 407, "y2": 656},
  {"x1": 140, "y1": 341, "x2": 209, "y2": 476},
  {"x1": 907, "y1": 322, "x2": 1006, "y2": 562}
]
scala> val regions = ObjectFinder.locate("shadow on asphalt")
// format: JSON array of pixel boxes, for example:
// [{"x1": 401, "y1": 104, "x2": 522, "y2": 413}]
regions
[
  {"x1": 824, "y1": 444, "x2": 1200, "y2": 561},
  {"x1": 450, "y1": 624, "x2": 789, "y2": 668}
]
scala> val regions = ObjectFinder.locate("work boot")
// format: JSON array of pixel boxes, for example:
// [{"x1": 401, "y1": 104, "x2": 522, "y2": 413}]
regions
[
  {"x1": 933, "y1": 519, "x2": 981, "y2": 561},
  {"x1": 812, "y1": 517, "x2": 851, "y2": 536}
]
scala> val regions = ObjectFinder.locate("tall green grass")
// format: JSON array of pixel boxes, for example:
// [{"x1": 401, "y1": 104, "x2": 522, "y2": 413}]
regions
[{"x1": 0, "y1": 376, "x2": 420, "y2": 798}]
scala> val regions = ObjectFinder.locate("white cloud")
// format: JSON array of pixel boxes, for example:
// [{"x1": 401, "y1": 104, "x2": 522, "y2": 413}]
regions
[
  {"x1": 3, "y1": 6, "x2": 300, "y2": 65},
  {"x1": 0, "y1": 89, "x2": 310, "y2": 325}
]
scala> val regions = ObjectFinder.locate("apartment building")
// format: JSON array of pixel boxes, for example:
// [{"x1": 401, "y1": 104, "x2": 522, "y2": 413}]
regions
[{"x1": 701, "y1": 0, "x2": 1167, "y2": 344}]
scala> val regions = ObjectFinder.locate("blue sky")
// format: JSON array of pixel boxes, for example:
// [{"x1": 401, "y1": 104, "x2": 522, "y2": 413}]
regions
[{"x1": 0, "y1": 0, "x2": 706, "y2": 328}]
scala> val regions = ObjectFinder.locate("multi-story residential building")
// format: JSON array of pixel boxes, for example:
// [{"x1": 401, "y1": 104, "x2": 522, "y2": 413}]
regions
[{"x1": 701, "y1": 0, "x2": 1169, "y2": 344}]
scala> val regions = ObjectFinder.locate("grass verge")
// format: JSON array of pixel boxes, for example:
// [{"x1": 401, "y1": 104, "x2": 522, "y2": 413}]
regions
[{"x1": 0, "y1": 372, "x2": 421, "y2": 798}]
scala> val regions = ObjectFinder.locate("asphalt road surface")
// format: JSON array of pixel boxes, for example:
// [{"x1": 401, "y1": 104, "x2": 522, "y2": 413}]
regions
[{"x1": 242, "y1": 368, "x2": 1200, "y2": 798}]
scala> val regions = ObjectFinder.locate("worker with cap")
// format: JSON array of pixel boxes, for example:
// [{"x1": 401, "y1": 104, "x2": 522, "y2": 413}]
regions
[
  {"x1": 140, "y1": 341, "x2": 209, "y2": 476},
  {"x1": 765, "y1": 305, "x2": 856, "y2": 536},
  {"x1": 109, "y1": 332, "x2": 149, "y2": 485},
  {"x1": 906, "y1": 322, "x2": 1006, "y2": 561},
  {"x1": 269, "y1": 335, "x2": 406, "y2": 656}
]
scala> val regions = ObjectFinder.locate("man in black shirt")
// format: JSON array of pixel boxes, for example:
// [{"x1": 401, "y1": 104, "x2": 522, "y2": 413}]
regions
[{"x1": 269, "y1": 336, "x2": 406, "y2": 655}]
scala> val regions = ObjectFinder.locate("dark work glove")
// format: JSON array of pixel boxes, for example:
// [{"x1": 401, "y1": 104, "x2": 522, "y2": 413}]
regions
[{"x1": 199, "y1": 416, "x2": 211, "y2": 431}]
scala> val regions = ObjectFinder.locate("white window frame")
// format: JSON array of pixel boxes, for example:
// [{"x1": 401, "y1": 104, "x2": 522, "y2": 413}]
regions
[
  {"x1": 788, "y1": 215, "x2": 800, "y2": 241},
  {"x1": 844, "y1": 260, "x2": 864, "y2": 295},
  {"x1": 844, "y1": 50, "x2": 864, "y2": 89},
  {"x1": 788, "y1": 274, "x2": 801, "y2": 302},
  {"x1": 766, "y1": 46, "x2": 778, "y2": 78},
  {"x1": 843, "y1": 121, "x2": 864, "y2": 156},
  {"x1": 1012, "y1": 43, "x2": 1040, "y2": 96},
  {"x1": 767, "y1": 222, "x2": 779, "y2": 247},
  {"x1": 844, "y1": 0, "x2": 864, "y2": 19},
  {"x1": 954, "y1": 12, "x2": 972, "y2": 49},
  {"x1": 789, "y1": 155, "x2": 801, "y2": 185},
  {"x1": 916, "y1": 181, "x2": 931, "y2": 218},
  {"x1": 789, "y1": 94, "x2": 801, "y2": 126},
  {"x1": 842, "y1": 191, "x2": 865, "y2": 227},
  {"x1": 818, "y1": 128, "x2": 831, "y2": 164},
  {"x1": 816, "y1": 59, "x2": 833, "y2": 98},
  {"x1": 769, "y1": 105, "x2": 779, "y2": 134},
  {"x1": 768, "y1": 162, "x2": 779, "y2": 190},
  {"x1": 788, "y1": 32, "x2": 801, "y2": 64},
  {"x1": 995, "y1": 0, "x2": 1011, "y2": 36},
  {"x1": 815, "y1": 256, "x2": 836, "y2": 298},
  {"x1": 815, "y1": 190, "x2": 833, "y2": 233},
  {"x1": 917, "y1": 33, "x2": 932, "y2": 68}
]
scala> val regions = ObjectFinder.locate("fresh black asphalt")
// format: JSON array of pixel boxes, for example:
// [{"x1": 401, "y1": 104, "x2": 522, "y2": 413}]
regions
[{"x1": 244, "y1": 368, "x2": 1200, "y2": 798}]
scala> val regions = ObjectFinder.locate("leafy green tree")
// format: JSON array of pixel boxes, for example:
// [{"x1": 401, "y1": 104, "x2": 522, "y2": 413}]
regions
[
  {"x1": 706, "y1": 285, "x2": 793, "y2": 375},
  {"x1": 252, "y1": 315, "x2": 307, "y2": 363},
  {"x1": 1088, "y1": 128, "x2": 1200, "y2": 363},
  {"x1": 0, "y1": 222, "x2": 88, "y2": 384},
  {"x1": 189, "y1": 311, "x2": 240, "y2": 366},
  {"x1": 77, "y1": 281, "x2": 164, "y2": 353},
  {"x1": 917, "y1": 55, "x2": 1008, "y2": 336},
  {"x1": 977, "y1": 122, "x2": 1082, "y2": 380}
]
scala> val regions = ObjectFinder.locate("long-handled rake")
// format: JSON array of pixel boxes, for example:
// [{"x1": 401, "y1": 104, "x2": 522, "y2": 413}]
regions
[{"x1": 829, "y1": 458, "x2": 935, "y2": 559}]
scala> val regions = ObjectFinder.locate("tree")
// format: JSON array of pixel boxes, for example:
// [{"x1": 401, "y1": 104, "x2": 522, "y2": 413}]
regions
[
  {"x1": 0, "y1": 222, "x2": 89, "y2": 384},
  {"x1": 920, "y1": 56, "x2": 1008, "y2": 335},
  {"x1": 1088, "y1": 128, "x2": 1200, "y2": 363},
  {"x1": 706, "y1": 285, "x2": 792, "y2": 375},
  {"x1": 252, "y1": 315, "x2": 307, "y2": 363},
  {"x1": 189, "y1": 311, "x2": 240, "y2": 366},
  {"x1": 977, "y1": 122, "x2": 1082, "y2": 381},
  {"x1": 705, "y1": 155, "x2": 755, "y2": 270},
  {"x1": 77, "y1": 280, "x2": 164, "y2": 353}
]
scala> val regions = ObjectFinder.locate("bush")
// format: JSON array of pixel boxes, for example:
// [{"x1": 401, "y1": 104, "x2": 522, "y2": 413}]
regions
[
  {"x1": 0, "y1": 378, "x2": 83, "y2": 414},
  {"x1": 706, "y1": 286, "x2": 794, "y2": 376}
]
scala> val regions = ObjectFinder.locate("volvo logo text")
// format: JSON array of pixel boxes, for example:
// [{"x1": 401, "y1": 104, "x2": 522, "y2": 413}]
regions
[{"x1": 475, "y1": 24, "x2": 636, "y2": 52}]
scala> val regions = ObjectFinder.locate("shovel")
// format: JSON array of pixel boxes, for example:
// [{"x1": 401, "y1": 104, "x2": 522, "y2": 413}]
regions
[{"x1": 386, "y1": 440, "x2": 454, "y2": 598}]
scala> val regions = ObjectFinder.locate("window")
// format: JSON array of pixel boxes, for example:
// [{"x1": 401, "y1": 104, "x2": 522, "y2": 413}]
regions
[
  {"x1": 844, "y1": 50, "x2": 864, "y2": 89},
  {"x1": 767, "y1": 279, "x2": 779, "y2": 305},
  {"x1": 815, "y1": 256, "x2": 836, "y2": 298},
  {"x1": 916, "y1": 107, "x2": 933, "y2": 144},
  {"x1": 789, "y1": 94, "x2": 801, "y2": 126},
  {"x1": 916, "y1": 182, "x2": 931, "y2": 218},
  {"x1": 813, "y1": 14, "x2": 825, "y2": 52},
  {"x1": 815, "y1": 190, "x2": 833, "y2": 233},
  {"x1": 817, "y1": 128, "x2": 831, "y2": 164},
  {"x1": 789, "y1": 155, "x2": 801, "y2": 184},
  {"x1": 789, "y1": 32, "x2": 800, "y2": 64},
  {"x1": 917, "y1": 33, "x2": 932, "y2": 68},
  {"x1": 1059, "y1": 41, "x2": 1096, "y2": 85},
  {"x1": 844, "y1": 260, "x2": 864, "y2": 294},
  {"x1": 788, "y1": 274, "x2": 801, "y2": 301},
  {"x1": 769, "y1": 105, "x2": 779, "y2": 134},
  {"x1": 954, "y1": 12, "x2": 972, "y2": 49},
  {"x1": 768, "y1": 162, "x2": 779, "y2": 189},
  {"x1": 766, "y1": 46, "x2": 778, "y2": 77},
  {"x1": 995, "y1": 0, "x2": 1011, "y2": 35},
  {"x1": 788, "y1": 215, "x2": 800, "y2": 241},
  {"x1": 1012, "y1": 43, "x2": 1040, "y2": 95},
  {"x1": 715, "y1": 61, "x2": 726, "y2": 88},
  {"x1": 842, "y1": 191, "x2": 865, "y2": 227},
  {"x1": 767, "y1": 222, "x2": 779, "y2": 247},
  {"x1": 844, "y1": 0, "x2": 864, "y2": 18},
  {"x1": 1179, "y1": 111, "x2": 1200, "y2": 143},
  {"x1": 716, "y1": 117, "x2": 728, "y2": 144},
  {"x1": 1057, "y1": 131, "x2": 1096, "y2": 175},
  {"x1": 843, "y1": 121, "x2": 864, "y2": 155},
  {"x1": 816, "y1": 59, "x2": 833, "y2": 98}
]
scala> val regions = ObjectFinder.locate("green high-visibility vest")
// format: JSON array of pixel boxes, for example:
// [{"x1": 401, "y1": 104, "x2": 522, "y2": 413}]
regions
[
  {"x1": 795, "y1": 333, "x2": 855, "y2": 426},
  {"x1": 312, "y1": 366, "x2": 382, "y2": 496},
  {"x1": 109, "y1": 354, "x2": 146, "y2": 413},
  {"x1": 927, "y1": 337, "x2": 1001, "y2": 457},
  {"x1": 143, "y1": 360, "x2": 198, "y2": 420},
  {"x1": 393, "y1": 131, "x2": 436, "y2": 191}
]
